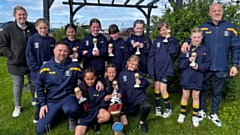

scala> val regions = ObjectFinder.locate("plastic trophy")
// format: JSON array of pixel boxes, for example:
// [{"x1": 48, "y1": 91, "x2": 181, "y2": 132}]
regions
[
  {"x1": 72, "y1": 47, "x2": 78, "y2": 62},
  {"x1": 74, "y1": 87, "x2": 87, "y2": 104},
  {"x1": 189, "y1": 52, "x2": 197, "y2": 67},
  {"x1": 163, "y1": 29, "x2": 171, "y2": 43},
  {"x1": 108, "y1": 80, "x2": 124, "y2": 135},
  {"x1": 134, "y1": 73, "x2": 141, "y2": 88},
  {"x1": 135, "y1": 42, "x2": 141, "y2": 55},
  {"x1": 93, "y1": 38, "x2": 98, "y2": 51},
  {"x1": 108, "y1": 43, "x2": 114, "y2": 57}
]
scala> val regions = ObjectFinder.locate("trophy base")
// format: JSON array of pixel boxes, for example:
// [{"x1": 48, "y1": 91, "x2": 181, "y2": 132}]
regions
[
  {"x1": 72, "y1": 59, "x2": 78, "y2": 62},
  {"x1": 189, "y1": 63, "x2": 196, "y2": 67},
  {"x1": 78, "y1": 98, "x2": 87, "y2": 104},
  {"x1": 112, "y1": 122, "x2": 123, "y2": 133},
  {"x1": 135, "y1": 52, "x2": 141, "y2": 55},
  {"x1": 93, "y1": 48, "x2": 99, "y2": 51},
  {"x1": 134, "y1": 85, "x2": 140, "y2": 88},
  {"x1": 109, "y1": 54, "x2": 114, "y2": 57},
  {"x1": 163, "y1": 39, "x2": 168, "y2": 43}
]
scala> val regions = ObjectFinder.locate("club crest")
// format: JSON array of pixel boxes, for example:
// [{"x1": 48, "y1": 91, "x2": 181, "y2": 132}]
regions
[
  {"x1": 131, "y1": 40, "x2": 134, "y2": 45},
  {"x1": 123, "y1": 75, "x2": 127, "y2": 82},
  {"x1": 65, "y1": 70, "x2": 70, "y2": 76},
  {"x1": 34, "y1": 42, "x2": 39, "y2": 48},
  {"x1": 157, "y1": 42, "x2": 161, "y2": 48},
  {"x1": 85, "y1": 40, "x2": 89, "y2": 46}
]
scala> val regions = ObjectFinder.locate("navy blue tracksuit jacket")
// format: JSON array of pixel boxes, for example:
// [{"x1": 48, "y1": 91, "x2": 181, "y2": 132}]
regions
[{"x1": 60, "y1": 38, "x2": 82, "y2": 61}]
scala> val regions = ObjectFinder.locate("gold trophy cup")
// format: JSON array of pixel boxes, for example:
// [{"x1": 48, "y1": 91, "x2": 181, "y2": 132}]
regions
[
  {"x1": 108, "y1": 43, "x2": 114, "y2": 57},
  {"x1": 135, "y1": 42, "x2": 141, "y2": 55},
  {"x1": 134, "y1": 73, "x2": 141, "y2": 88},
  {"x1": 93, "y1": 38, "x2": 98, "y2": 51},
  {"x1": 163, "y1": 29, "x2": 171, "y2": 43},
  {"x1": 189, "y1": 52, "x2": 197, "y2": 67},
  {"x1": 72, "y1": 47, "x2": 78, "y2": 62},
  {"x1": 74, "y1": 87, "x2": 87, "y2": 104}
]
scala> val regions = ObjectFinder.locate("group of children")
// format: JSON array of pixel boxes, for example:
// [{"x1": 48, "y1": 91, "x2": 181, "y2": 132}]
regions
[{"x1": 25, "y1": 17, "x2": 210, "y2": 134}]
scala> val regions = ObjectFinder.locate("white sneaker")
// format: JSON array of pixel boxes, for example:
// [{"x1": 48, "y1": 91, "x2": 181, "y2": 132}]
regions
[
  {"x1": 198, "y1": 110, "x2": 206, "y2": 121},
  {"x1": 155, "y1": 107, "x2": 162, "y2": 116},
  {"x1": 162, "y1": 109, "x2": 172, "y2": 118},
  {"x1": 12, "y1": 106, "x2": 21, "y2": 117},
  {"x1": 32, "y1": 101, "x2": 36, "y2": 106},
  {"x1": 177, "y1": 114, "x2": 185, "y2": 123},
  {"x1": 208, "y1": 113, "x2": 222, "y2": 127},
  {"x1": 192, "y1": 116, "x2": 199, "y2": 127},
  {"x1": 33, "y1": 119, "x2": 38, "y2": 123}
]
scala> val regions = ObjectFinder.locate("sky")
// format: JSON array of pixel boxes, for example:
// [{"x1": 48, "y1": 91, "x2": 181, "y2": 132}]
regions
[{"x1": 0, "y1": 0, "x2": 232, "y2": 29}]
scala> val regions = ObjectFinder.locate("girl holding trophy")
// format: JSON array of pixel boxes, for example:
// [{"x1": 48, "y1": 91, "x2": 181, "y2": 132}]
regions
[
  {"x1": 107, "y1": 24, "x2": 129, "y2": 74},
  {"x1": 118, "y1": 55, "x2": 151, "y2": 133},
  {"x1": 148, "y1": 21, "x2": 179, "y2": 118},
  {"x1": 177, "y1": 28, "x2": 210, "y2": 127},
  {"x1": 126, "y1": 20, "x2": 152, "y2": 75},
  {"x1": 75, "y1": 68, "x2": 110, "y2": 135},
  {"x1": 61, "y1": 24, "x2": 82, "y2": 62},
  {"x1": 80, "y1": 18, "x2": 108, "y2": 78}
]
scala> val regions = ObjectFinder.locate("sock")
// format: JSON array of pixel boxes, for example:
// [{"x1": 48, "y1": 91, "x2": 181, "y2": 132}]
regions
[
  {"x1": 154, "y1": 89, "x2": 161, "y2": 107},
  {"x1": 180, "y1": 101, "x2": 187, "y2": 115},
  {"x1": 162, "y1": 93, "x2": 170, "y2": 110},
  {"x1": 192, "y1": 104, "x2": 199, "y2": 117}
]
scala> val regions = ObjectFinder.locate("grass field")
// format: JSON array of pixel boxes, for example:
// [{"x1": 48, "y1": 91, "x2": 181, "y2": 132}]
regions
[{"x1": 0, "y1": 56, "x2": 240, "y2": 135}]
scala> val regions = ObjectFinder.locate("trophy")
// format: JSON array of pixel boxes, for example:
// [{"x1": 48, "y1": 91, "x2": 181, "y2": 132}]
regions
[
  {"x1": 108, "y1": 80, "x2": 124, "y2": 135},
  {"x1": 163, "y1": 29, "x2": 171, "y2": 43},
  {"x1": 93, "y1": 38, "x2": 98, "y2": 51},
  {"x1": 72, "y1": 47, "x2": 78, "y2": 62},
  {"x1": 74, "y1": 87, "x2": 87, "y2": 104},
  {"x1": 108, "y1": 43, "x2": 114, "y2": 57},
  {"x1": 134, "y1": 73, "x2": 141, "y2": 88},
  {"x1": 135, "y1": 42, "x2": 141, "y2": 55},
  {"x1": 189, "y1": 52, "x2": 197, "y2": 67}
]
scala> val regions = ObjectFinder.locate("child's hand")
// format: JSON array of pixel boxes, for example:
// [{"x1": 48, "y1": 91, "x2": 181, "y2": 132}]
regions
[
  {"x1": 92, "y1": 50, "x2": 100, "y2": 56},
  {"x1": 133, "y1": 42, "x2": 139, "y2": 48},
  {"x1": 117, "y1": 93, "x2": 122, "y2": 98},
  {"x1": 189, "y1": 57, "x2": 195, "y2": 62},
  {"x1": 108, "y1": 48, "x2": 113, "y2": 54},
  {"x1": 82, "y1": 50, "x2": 88, "y2": 56},
  {"x1": 75, "y1": 92, "x2": 82, "y2": 99},
  {"x1": 96, "y1": 81, "x2": 104, "y2": 91},
  {"x1": 191, "y1": 63, "x2": 198, "y2": 70},
  {"x1": 139, "y1": 43, "x2": 144, "y2": 48},
  {"x1": 105, "y1": 95, "x2": 112, "y2": 101},
  {"x1": 135, "y1": 79, "x2": 141, "y2": 85},
  {"x1": 72, "y1": 52, "x2": 78, "y2": 59},
  {"x1": 165, "y1": 34, "x2": 171, "y2": 39}
]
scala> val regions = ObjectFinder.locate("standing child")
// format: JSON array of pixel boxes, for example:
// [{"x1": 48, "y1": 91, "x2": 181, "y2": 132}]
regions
[
  {"x1": 75, "y1": 68, "x2": 110, "y2": 135},
  {"x1": 61, "y1": 24, "x2": 82, "y2": 62},
  {"x1": 126, "y1": 20, "x2": 152, "y2": 75},
  {"x1": 177, "y1": 28, "x2": 210, "y2": 127},
  {"x1": 80, "y1": 18, "x2": 108, "y2": 78},
  {"x1": 107, "y1": 24, "x2": 129, "y2": 74},
  {"x1": 118, "y1": 55, "x2": 151, "y2": 133},
  {"x1": 102, "y1": 64, "x2": 128, "y2": 134},
  {"x1": 148, "y1": 21, "x2": 179, "y2": 118},
  {"x1": 26, "y1": 18, "x2": 55, "y2": 123}
]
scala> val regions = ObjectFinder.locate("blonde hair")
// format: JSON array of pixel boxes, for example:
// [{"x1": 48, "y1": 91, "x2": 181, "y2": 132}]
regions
[
  {"x1": 13, "y1": 6, "x2": 27, "y2": 16},
  {"x1": 126, "y1": 55, "x2": 140, "y2": 69},
  {"x1": 190, "y1": 28, "x2": 203, "y2": 46},
  {"x1": 35, "y1": 18, "x2": 49, "y2": 27}
]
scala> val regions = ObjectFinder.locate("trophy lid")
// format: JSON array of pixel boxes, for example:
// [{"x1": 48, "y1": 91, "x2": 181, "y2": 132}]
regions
[
  {"x1": 167, "y1": 29, "x2": 171, "y2": 33},
  {"x1": 93, "y1": 38, "x2": 97, "y2": 42},
  {"x1": 108, "y1": 43, "x2": 113, "y2": 47},
  {"x1": 72, "y1": 47, "x2": 78, "y2": 51},
  {"x1": 134, "y1": 73, "x2": 140, "y2": 78},
  {"x1": 191, "y1": 52, "x2": 197, "y2": 57},
  {"x1": 112, "y1": 80, "x2": 118, "y2": 85},
  {"x1": 112, "y1": 122, "x2": 123, "y2": 132}
]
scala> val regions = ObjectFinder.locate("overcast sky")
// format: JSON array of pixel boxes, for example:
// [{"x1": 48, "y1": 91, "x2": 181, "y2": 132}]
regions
[{"x1": 0, "y1": 0, "x2": 231, "y2": 29}]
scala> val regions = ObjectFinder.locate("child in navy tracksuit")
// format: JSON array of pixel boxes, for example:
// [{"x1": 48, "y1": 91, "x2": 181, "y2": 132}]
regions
[
  {"x1": 118, "y1": 55, "x2": 151, "y2": 133},
  {"x1": 75, "y1": 68, "x2": 110, "y2": 135},
  {"x1": 148, "y1": 21, "x2": 179, "y2": 118},
  {"x1": 126, "y1": 20, "x2": 152, "y2": 75},
  {"x1": 177, "y1": 28, "x2": 210, "y2": 127},
  {"x1": 107, "y1": 24, "x2": 129, "y2": 74},
  {"x1": 60, "y1": 24, "x2": 82, "y2": 62},
  {"x1": 26, "y1": 18, "x2": 55, "y2": 123},
  {"x1": 80, "y1": 18, "x2": 108, "y2": 78}
]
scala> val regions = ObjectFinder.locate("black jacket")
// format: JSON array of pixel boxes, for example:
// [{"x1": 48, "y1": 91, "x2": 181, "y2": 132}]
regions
[{"x1": 0, "y1": 21, "x2": 36, "y2": 75}]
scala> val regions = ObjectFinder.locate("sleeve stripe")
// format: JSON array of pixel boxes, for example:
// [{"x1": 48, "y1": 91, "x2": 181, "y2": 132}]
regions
[
  {"x1": 40, "y1": 68, "x2": 50, "y2": 74},
  {"x1": 201, "y1": 28, "x2": 208, "y2": 31},
  {"x1": 227, "y1": 28, "x2": 238, "y2": 36},
  {"x1": 69, "y1": 67, "x2": 82, "y2": 72}
]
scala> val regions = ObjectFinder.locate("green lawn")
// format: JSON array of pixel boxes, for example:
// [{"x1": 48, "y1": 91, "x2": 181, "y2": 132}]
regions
[{"x1": 0, "y1": 56, "x2": 240, "y2": 135}]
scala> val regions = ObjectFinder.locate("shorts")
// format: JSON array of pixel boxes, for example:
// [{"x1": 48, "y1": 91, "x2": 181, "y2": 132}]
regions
[{"x1": 155, "y1": 76, "x2": 168, "y2": 84}]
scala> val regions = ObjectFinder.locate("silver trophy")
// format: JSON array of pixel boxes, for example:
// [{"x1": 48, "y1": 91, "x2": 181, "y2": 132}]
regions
[
  {"x1": 134, "y1": 73, "x2": 141, "y2": 88},
  {"x1": 108, "y1": 43, "x2": 114, "y2": 57},
  {"x1": 163, "y1": 29, "x2": 171, "y2": 43},
  {"x1": 74, "y1": 87, "x2": 87, "y2": 104},
  {"x1": 93, "y1": 38, "x2": 98, "y2": 51},
  {"x1": 135, "y1": 42, "x2": 141, "y2": 55},
  {"x1": 71, "y1": 47, "x2": 78, "y2": 62},
  {"x1": 110, "y1": 81, "x2": 121, "y2": 105}
]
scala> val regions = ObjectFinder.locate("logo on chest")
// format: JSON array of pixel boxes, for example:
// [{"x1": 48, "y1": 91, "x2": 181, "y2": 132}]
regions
[
  {"x1": 224, "y1": 31, "x2": 229, "y2": 36},
  {"x1": 123, "y1": 75, "x2": 127, "y2": 82},
  {"x1": 85, "y1": 40, "x2": 89, "y2": 46},
  {"x1": 157, "y1": 42, "x2": 161, "y2": 48},
  {"x1": 34, "y1": 42, "x2": 39, "y2": 48},
  {"x1": 65, "y1": 70, "x2": 71, "y2": 76}
]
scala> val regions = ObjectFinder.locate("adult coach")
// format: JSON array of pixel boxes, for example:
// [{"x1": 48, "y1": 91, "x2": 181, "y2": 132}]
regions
[{"x1": 181, "y1": 3, "x2": 240, "y2": 127}]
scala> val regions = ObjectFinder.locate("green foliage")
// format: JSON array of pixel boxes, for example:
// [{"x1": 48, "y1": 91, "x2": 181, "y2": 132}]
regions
[
  {"x1": 150, "y1": 0, "x2": 240, "y2": 100},
  {"x1": 53, "y1": 20, "x2": 90, "y2": 42}
]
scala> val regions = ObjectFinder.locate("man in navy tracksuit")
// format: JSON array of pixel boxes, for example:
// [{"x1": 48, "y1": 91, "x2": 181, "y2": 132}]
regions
[
  {"x1": 80, "y1": 33, "x2": 108, "y2": 78},
  {"x1": 181, "y1": 4, "x2": 240, "y2": 127},
  {"x1": 36, "y1": 41, "x2": 82, "y2": 134}
]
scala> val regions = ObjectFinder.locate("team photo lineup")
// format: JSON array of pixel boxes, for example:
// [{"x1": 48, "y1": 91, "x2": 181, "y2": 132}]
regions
[{"x1": 0, "y1": 2, "x2": 240, "y2": 135}]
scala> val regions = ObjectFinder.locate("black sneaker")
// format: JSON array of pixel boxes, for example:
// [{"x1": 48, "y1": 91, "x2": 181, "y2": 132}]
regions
[
  {"x1": 68, "y1": 119, "x2": 77, "y2": 131},
  {"x1": 139, "y1": 123, "x2": 148, "y2": 133}
]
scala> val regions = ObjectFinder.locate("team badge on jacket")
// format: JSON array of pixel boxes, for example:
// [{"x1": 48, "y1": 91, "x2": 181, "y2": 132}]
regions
[
  {"x1": 157, "y1": 42, "x2": 161, "y2": 48},
  {"x1": 34, "y1": 42, "x2": 39, "y2": 48},
  {"x1": 131, "y1": 40, "x2": 134, "y2": 45},
  {"x1": 85, "y1": 40, "x2": 89, "y2": 46},
  {"x1": 123, "y1": 75, "x2": 127, "y2": 82},
  {"x1": 224, "y1": 31, "x2": 229, "y2": 36},
  {"x1": 65, "y1": 70, "x2": 70, "y2": 76}
]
